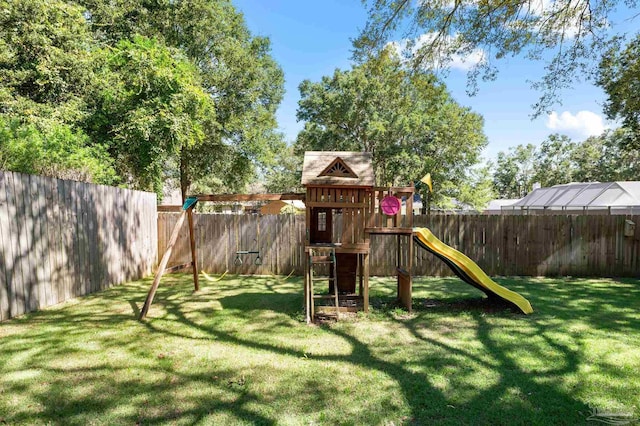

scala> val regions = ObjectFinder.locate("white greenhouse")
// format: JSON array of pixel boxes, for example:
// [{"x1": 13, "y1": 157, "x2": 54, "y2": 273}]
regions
[{"x1": 501, "y1": 182, "x2": 640, "y2": 215}]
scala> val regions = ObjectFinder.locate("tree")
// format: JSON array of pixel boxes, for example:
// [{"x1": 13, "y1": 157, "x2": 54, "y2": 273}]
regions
[
  {"x1": 452, "y1": 165, "x2": 496, "y2": 210},
  {"x1": 575, "y1": 129, "x2": 640, "y2": 181},
  {"x1": 597, "y1": 35, "x2": 640, "y2": 148},
  {"x1": 0, "y1": 0, "x2": 116, "y2": 182},
  {"x1": 1, "y1": 0, "x2": 285, "y2": 196},
  {"x1": 264, "y1": 145, "x2": 304, "y2": 193},
  {"x1": 533, "y1": 134, "x2": 576, "y2": 187},
  {"x1": 492, "y1": 144, "x2": 537, "y2": 198},
  {"x1": 493, "y1": 136, "x2": 578, "y2": 198},
  {"x1": 571, "y1": 134, "x2": 606, "y2": 182},
  {"x1": 0, "y1": 116, "x2": 116, "y2": 183},
  {"x1": 492, "y1": 129, "x2": 639, "y2": 199},
  {"x1": 354, "y1": 0, "x2": 634, "y2": 114},
  {"x1": 296, "y1": 50, "x2": 487, "y2": 206},
  {"x1": 85, "y1": 36, "x2": 222, "y2": 196},
  {"x1": 0, "y1": 0, "x2": 95, "y2": 119},
  {"x1": 78, "y1": 0, "x2": 285, "y2": 196}
]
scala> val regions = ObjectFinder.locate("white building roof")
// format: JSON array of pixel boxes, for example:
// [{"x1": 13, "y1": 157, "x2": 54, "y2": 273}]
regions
[{"x1": 486, "y1": 199, "x2": 520, "y2": 211}]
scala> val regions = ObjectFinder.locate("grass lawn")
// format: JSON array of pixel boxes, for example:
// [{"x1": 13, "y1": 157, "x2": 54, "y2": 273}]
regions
[{"x1": 1, "y1": 273, "x2": 639, "y2": 425}]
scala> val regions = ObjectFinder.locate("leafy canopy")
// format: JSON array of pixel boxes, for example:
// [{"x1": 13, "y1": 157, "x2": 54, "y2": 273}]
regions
[
  {"x1": 0, "y1": 0, "x2": 94, "y2": 109},
  {"x1": 85, "y1": 36, "x2": 219, "y2": 195},
  {"x1": 79, "y1": 0, "x2": 286, "y2": 196},
  {"x1": 0, "y1": 117, "x2": 116, "y2": 184},
  {"x1": 295, "y1": 49, "x2": 489, "y2": 208},
  {"x1": 597, "y1": 34, "x2": 640, "y2": 148},
  {"x1": 354, "y1": 0, "x2": 638, "y2": 115},
  {"x1": 0, "y1": 0, "x2": 285, "y2": 198},
  {"x1": 0, "y1": 0, "x2": 114, "y2": 183},
  {"x1": 492, "y1": 143, "x2": 537, "y2": 199}
]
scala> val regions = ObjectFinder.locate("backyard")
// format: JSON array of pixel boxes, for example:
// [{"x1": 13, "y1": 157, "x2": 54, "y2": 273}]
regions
[{"x1": 1, "y1": 274, "x2": 639, "y2": 425}]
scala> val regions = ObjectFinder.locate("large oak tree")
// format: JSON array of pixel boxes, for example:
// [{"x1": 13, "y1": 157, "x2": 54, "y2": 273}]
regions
[{"x1": 78, "y1": 0, "x2": 285, "y2": 197}]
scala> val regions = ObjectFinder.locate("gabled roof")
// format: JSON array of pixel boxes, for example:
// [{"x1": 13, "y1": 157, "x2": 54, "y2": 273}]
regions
[
  {"x1": 510, "y1": 182, "x2": 640, "y2": 209},
  {"x1": 318, "y1": 157, "x2": 358, "y2": 179},
  {"x1": 301, "y1": 151, "x2": 374, "y2": 187}
]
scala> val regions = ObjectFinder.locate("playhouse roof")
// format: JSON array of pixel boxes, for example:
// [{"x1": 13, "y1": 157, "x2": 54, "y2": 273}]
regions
[
  {"x1": 507, "y1": 181, "x2": 640, "y2": 210},
  {"x1": 301, "y1": 151, "x2": 375, "y2": 187}
]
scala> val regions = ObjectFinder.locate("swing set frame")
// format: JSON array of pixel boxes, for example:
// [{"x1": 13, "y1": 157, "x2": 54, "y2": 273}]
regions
[{"x1": 140, "y1": 192, "x2": 305, "y2": 319}]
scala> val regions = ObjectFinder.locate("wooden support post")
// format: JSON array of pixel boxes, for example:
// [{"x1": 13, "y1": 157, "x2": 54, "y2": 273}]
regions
[
  {"x1": 398, "y1": 268, "x2": 412, "y2": 311},
  {"x1": 363, "y1": 252, "x2": 369, "y2": 313},
  {"x1": 358, "y1": 253, "x2": 364, "y2": 296},
  {"x1": 406, "y1": 189, "x2": 414, "y2": 228},
  {"x1": 309, "y1": 259, "x2": 315, "y2": 320},
  {"x1": 396, "y1": 234, "x2": 401, "y2": 300},
  {"x1": 140, "y1": 208, "x2": 188, "y2": 319},
  {"x1": 367, "y1": 190, "x2": 375, "y2": 229},
  {"x1": 305, "y1": 191, "x2": 311, "y2": 245},
  {"x1": 332, "y1": 250, "x2": 339, "y2": 320},
  {"x1": 408, "y1": 234, "x2": 413, "y2": 313},
  {"x1": 304, "y1": 253, "x2": 310, "y2": 324},
  {"x1": 187, "y1": 208, "x2": 199, "y2": 291}
]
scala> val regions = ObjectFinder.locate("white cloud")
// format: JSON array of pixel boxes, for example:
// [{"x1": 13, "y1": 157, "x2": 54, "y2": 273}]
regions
[
  {"x1": 449, "y1": 48, "x2": 485, "y2": 71},
  {"x1": 388, "y1": 32, "x2": 486, "y2": 72},
  {"x1": 546, "y1": 110, "x2": 608, "y2": 138},
  {"x1": 528, "y1": 0, "x2": 591, "y2": 38}
]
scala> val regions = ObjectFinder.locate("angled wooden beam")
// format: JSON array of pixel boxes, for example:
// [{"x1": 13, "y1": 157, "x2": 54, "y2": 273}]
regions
[
  {"x1": 140, "y1": 197, "x2": 198, "y2": 319},
  {"x1": 187, "y1": 207, "x2": 199, "y2": 291},
  {"x1": 140, "y1": 210, "x2": 187, "y2": 319}
]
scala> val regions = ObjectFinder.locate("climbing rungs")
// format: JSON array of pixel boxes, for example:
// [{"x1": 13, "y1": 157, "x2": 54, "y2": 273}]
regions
[
  {"x1": 307, "y1": 246, "x2": 339, "y2": 322},
  {"x1": 316, "y1": 306, "x2": 359, "y2": 314},
  {"x1": 313, "y1": 294, "x2": 338, "y2": 300}
]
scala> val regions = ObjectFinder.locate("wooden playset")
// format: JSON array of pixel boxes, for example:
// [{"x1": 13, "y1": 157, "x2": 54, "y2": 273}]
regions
[{"x1": 140, "y1": 149, "x2": 535, "y2": 319}]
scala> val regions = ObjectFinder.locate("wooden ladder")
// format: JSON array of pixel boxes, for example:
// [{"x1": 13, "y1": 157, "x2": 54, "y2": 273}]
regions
[{"x1": 308, "y1": 247, "x2": 339, "y2": 321}]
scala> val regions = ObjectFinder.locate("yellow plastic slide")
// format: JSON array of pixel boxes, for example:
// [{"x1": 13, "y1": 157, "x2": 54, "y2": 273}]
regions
[{"x1": 413, "y1": 227, "x2": 533, "y2": 314}]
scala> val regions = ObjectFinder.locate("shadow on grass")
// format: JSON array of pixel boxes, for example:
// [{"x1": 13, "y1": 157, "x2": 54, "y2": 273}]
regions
[{"x1": 1, "y1": 274, "x2": 638, "y2": 424}]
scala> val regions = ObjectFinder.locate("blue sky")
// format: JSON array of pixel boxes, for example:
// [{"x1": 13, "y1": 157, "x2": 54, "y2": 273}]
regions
[{"x1": 232, "y1": 0, "x2": 637, "y2": 161}]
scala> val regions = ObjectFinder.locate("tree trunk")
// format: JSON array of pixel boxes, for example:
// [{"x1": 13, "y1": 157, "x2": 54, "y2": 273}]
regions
[{"x1": 180, "y1": 149, "x2": 190, "y2": 203}]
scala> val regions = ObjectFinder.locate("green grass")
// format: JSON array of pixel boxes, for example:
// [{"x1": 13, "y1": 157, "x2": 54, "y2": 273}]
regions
[{"x1": 1, "y1": 274, "x2": 639, "y2": 425}]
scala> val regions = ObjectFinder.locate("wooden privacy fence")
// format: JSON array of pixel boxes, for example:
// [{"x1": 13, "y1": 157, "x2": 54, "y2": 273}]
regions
[
  {"x1": 159, "y1": 213, "x2": 640, "y2": 278},
  {"x1": 0, "y1": 171, "x2": 157, "y2": 321},
  {"x1": 409, "y1": 214, "x2": 640, "y2": 277}
]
